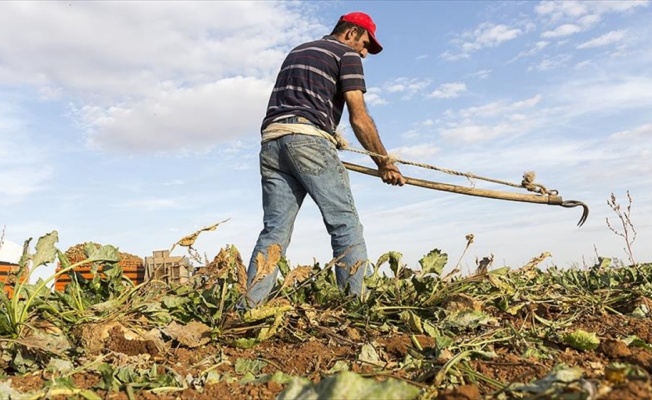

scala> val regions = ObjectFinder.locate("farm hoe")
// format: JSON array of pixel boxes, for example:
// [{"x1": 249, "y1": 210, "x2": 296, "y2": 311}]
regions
[{"x1": 342, "y1": 161, "x2": 589, "y2": 227}]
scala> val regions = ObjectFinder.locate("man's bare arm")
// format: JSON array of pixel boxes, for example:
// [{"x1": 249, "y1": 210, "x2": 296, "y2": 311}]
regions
[{"x1": 344, "y1": 90, "x2": 405, "y2": 186}]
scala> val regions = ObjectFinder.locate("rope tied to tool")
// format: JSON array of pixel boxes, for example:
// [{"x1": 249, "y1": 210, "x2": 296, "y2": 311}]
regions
[{"x1": 333, "y1": 132, "x2": 557, "y2": 196}]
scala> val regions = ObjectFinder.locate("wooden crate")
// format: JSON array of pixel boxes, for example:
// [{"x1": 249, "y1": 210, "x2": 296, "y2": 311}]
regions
[{"x1": 144, "y1": 250, "x2": 192, "y2": 284}]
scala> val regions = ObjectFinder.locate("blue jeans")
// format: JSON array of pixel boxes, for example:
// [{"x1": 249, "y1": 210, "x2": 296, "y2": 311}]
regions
[{"x1": 243, "y1": 134, "x2": 368, "y2": 307}]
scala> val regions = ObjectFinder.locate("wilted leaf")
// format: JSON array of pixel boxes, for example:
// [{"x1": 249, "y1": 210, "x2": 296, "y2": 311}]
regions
[
  {"x1": 163, "y1": 321, "x2": 212, "y2": 348},
  {"x1": 172, "y1": 219, "x2": 229, "y2": 250},
  {"x1": 251, "y1": 244, "x2": 282, "y2": 286},
  {"x1": 564, "y1": 329, "x2": 600, "y2": 351},
  {"x1": 0, "y1": 380, "x2": 28, "y2": 400},
  {"x1": 277, "y1": 371, "x2": 420, "y2": 400},
  {"x1": 419, "y1": 249, "x2": 447, "y2": 276},
  {"x1": 358, "y1": 343, "x2": 383, "y2": 367},
  {"x1": 328, "y1": 360, "x2": 350, "y2": 373},
  {"x1": 281, "y1": 266, "x2": 313, "y2": 290},
  {"x1": 257, "y1": 313, "x2": 284, "y2": 342},
  {"x1": 444, "y1": 310, "x2": 497, "y2": 329}
]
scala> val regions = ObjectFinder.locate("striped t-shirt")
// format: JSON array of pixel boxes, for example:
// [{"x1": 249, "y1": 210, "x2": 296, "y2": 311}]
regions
[{"x1": 261, "y1": 35, "x2": 367, "y2": 135}]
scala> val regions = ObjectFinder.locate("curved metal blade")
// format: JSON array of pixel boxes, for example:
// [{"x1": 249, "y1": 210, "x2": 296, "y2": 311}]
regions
[{"x1": 561, "y1": 200, "x2": 590, "y2": 227}]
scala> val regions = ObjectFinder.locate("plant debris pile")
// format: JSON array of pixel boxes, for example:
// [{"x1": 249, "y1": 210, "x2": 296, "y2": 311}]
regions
[
  {"x1": 64, "y1": 242, "x2": 144, "y2": 270},
  {"x1": 1, "y1": 231, "x2": 652, "y2": 399}
]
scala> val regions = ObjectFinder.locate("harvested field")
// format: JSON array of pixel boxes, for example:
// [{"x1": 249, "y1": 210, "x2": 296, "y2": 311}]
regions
[{"x1": 1, "y1": 232, "x2": 651, "y2": 399}]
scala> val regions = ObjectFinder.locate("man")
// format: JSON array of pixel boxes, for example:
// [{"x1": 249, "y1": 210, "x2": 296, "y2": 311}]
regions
[{"x1": 243, "y1": 11, "x2": 405, "y2": 307}]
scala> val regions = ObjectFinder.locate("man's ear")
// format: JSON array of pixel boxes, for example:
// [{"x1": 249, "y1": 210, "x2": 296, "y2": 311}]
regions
[{"x1": 344, "y1": 27, "x2": 357, "y2": 40}]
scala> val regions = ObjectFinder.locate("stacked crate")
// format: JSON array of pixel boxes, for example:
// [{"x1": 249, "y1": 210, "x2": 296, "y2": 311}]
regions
[
  {"x1": 54, "y1": 243, "x2": 145, "y2": 291},
  {"x1": 0, "y1": 261, "x2": 26, "y2": 298},
  {"x1": 144, "y1": 250, "x2": 192, "y2": 285}
]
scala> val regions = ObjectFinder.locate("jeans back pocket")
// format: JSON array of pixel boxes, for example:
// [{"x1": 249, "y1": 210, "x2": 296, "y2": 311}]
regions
[{"x1": 286, "y1": 138, "x2": 329, "y2": 175}]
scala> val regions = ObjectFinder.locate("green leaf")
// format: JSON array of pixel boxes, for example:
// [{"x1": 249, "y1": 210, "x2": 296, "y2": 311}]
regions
[
  {"x1": 376, "y1": 251, "x2": 403, "y2": 277},
  {"x1": 623, "y1": 335, "x2": 652, "y2": 350},
  {"x1": 564, "y1": 329, "x2": 600, "y2": 351},
  {"x1": 509, "y1": 366, "x2": 585, "y2": 395},
  {"x1": 418, "y1": 249, "x2": 447, "y2": 276},
  {"x1": 422, "y1": 320, "x2": 439, "y2": 338},
  {"x1": 278, "y1": 257, "x2": 290, "y2": 277},
  {"x1": 47, "y1": 358, "x2": 74, "y2": 374},
  {"x1": 234, "y1": 358, "x2": 266, "y2": 375},
  {"x1": 19, "y1": 237, "x2": 32, "y2": 268},
  {"x1": 233, "y1": 338, "x2": 257, "y2": 349},
  {"x1": 328, "y1": 360, "x2": 350, "y2": 373},
  {"x1": 86, "y1": 244, "x2": 120, "y2": 263},
  {"x1": 32, "y1": 231, "x2": 59, "y2": 268},
  {"x1": 242, "y1": 304, "x2": 292, "y2": 323},
  {"x1": 162, "y1": 295, "x2": 190, "y2": 309},
  {"x1": 399, "y1": 311, "x2": 423, "y2": 334}
]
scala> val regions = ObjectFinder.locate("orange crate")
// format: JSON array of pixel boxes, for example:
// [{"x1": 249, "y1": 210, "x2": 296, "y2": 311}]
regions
[
  {"x1": 54, "y1": 265, "x2": 145, "y2": 291},
  {"x1": 0, "y1": 262, "x2": 28, "y2": 298},
  {"x1": 54, "y1": 243, "x2": 145, "y2": 291}
]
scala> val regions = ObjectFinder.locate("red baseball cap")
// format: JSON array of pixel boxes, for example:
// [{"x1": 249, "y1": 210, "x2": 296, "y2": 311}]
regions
[{"x1": 339, "y1": 12, "x2": 383, "y2": 54}]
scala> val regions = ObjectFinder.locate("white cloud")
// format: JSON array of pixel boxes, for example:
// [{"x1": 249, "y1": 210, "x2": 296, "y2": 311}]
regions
[
  {"x1": 535, "y1": 0, "x2": 648, "y2": 22},
  {"x1": 439, "y1": 122, "x2": 520, "y2": 143},
  {"x1": 458, "y1": 95, "x2": 542, "y2": 119},
  {"x1": 0, "y1": 2, "x2": 322, "y2": 154},
  {"x1": 78, "y1": 76, "x2": 271, "y2": 152},
  {"x1": 509, "y1": 41, "x2": 549, "y2": 63},
  {"x1": 610, "y1": 123, "x2": 652, "y2": 139},
  {"x1": 555, "y1": 76, "x2": 652, "y2": 116},
  {"x1": 383, "y1": 77, "x2": 431, "y2": 98},
  {"x1": 0, "y1": 104, "x2": 54, "y2": 203},
  {"x1": 438, "y1": 95, "x2": 544, "y2": 144},
  {"x1": 117, "y1": 197, "x2": 186, "y2": 211},
  {"x1": 536, "y1": 1, "x2": 646, "y2": 41},
  {"x1": 535, "y1": 1, "x2": 589, "y2": 21},
  {"x1": 468, "y1": 69, "x2": 492, "y2": 79},
  {"x1": 466, "y1": 23, "x2": 523, "y2": 50},
  {"x1": 391, "y1": 143, "x2": 440, "y2": 160},
  {"x1": 0, "y1": 239, "x2": 22, "y2": 264},
  {"x1": 443, "y1": 23, "x2": 522, "y2": 60},
  {"x1": 577, "y1": 30, "x2": 626, "y2": 49},
  {"x1": 428, "y1": 82, "x2": 467, "y2": 99},
  {"x1": 365, "y1": 87, "x2": 388, "y2": 106},
  {"x1": 541, "y1": 23, "x2": 582, "y2": 38},
  {"x1": 578, "y1": 14, "x2": 602, "y2": 27},
  {"x1": 531, "y1": 54, "x2": 573, "y2": 71}
]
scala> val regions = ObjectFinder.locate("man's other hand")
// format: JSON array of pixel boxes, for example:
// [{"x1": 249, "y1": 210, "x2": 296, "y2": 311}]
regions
[{"x1": 379, "y1": 163, "x2": 406, "y2": 186}]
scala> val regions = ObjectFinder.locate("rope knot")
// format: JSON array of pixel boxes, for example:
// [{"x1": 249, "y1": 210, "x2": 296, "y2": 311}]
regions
[
  {"x1": 334, "y1": 131, "x2": 349, "y2": 150},
  {"x1": 521, "y1": 171, "x2": 557, "y2": 195}
]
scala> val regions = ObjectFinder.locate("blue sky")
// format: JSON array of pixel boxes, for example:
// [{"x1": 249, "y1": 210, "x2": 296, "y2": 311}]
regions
[{"x1": 1, "y1": 1, "x2": 651, "y2": 278}]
